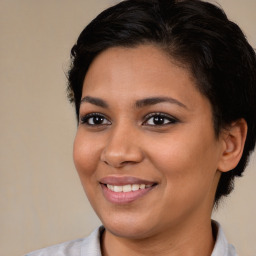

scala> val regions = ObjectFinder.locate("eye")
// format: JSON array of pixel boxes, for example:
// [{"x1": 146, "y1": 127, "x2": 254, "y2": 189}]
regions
[
  {"x1": 80, "y1": 113, "x2": 111, "y2": 126},
  {"x1": 143, "y1": 113, "x2": 177, "y2": 126}
]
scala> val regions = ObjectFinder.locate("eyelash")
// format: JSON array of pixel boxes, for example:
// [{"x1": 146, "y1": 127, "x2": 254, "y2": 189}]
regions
[
  {"x1": 80, "y1": 113, "x2": 111, "y2": 126},
  {"x1": 80, "y1": 112, "x2": 178, "y2": 127},
  {"x1": 143, "y1": 112, "x2": 178, "y2": 126}
]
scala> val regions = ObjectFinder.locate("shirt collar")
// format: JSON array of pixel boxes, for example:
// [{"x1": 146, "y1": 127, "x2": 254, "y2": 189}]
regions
[
  {"x1": 211, "y1": 220, "x2": 237, "y2": 256},
  {"x1": 81, "y1": 226, "x2": 104, "y2": 256},
  {"x1": 81, "y1": 221, "x2": 237, "y2": 256}
]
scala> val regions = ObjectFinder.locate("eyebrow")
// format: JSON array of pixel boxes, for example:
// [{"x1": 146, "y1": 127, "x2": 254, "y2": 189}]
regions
[
  {"x1": 80, "y1": 96, "x2": 109, "y2": 108},
  {"x1": 80, "y1": 96, "x2": 187, "y2": 109},
  {"x1": 135, "y1": 97, "x2": 187, "y2": 109}
]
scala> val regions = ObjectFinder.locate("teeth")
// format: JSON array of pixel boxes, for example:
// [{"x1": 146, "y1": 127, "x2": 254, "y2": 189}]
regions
[
  {"x1": 107, "y1": 184, "x2": 114, "y2": 191},
  {"x1": 114, "y1": 185, "x2": 122, "y2": 192},
  {"x1": 107, "y1": 184, "x2": 151, "y2": 192},
  {"x1": 140, "y1": 184, "x2": 145, "y2": 189},
  {"x1": 132, "y1": 184, "x2": 140, "y2": 191},
  {"x1": 123, "y1": 184, "x2": 132, "y2": 192}
]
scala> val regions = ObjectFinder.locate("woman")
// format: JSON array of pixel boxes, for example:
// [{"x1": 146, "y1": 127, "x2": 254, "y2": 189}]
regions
[{"x1": 26, "y1": 0, "x2": 256, "y2": 255}]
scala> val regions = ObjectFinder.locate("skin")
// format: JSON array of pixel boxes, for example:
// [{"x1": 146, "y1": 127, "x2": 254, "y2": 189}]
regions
[{"x1": 73, "y1": 45, "x2": 246, "y2": 256}]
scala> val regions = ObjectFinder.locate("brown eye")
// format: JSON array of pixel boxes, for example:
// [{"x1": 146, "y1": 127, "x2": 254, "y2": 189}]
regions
[
  {"x1": 143, "y1": 113, "x2": 177, "y2": 126},
  {"x1": 151, "y1": 116, "x2": 166, "y2": 125},
  {"x1": 80, "y1": 113, "x2": 111, "y2": 126},
  {"x1": 90, "y1": 116, "x2": 105, "y2": 125}
]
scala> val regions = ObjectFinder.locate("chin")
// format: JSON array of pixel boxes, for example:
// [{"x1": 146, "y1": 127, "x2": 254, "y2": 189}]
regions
[
  {"x1": 105, "y1": 224, "x2": 155, "y2": 240},
  {"x1": 99, "y1": 213, "x2": 158, "y2": 239}
]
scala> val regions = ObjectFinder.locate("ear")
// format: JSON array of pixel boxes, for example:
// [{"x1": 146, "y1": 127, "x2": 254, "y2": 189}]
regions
[{"x1": 218, "y1": 118, "x2": 248, "y2": 173}]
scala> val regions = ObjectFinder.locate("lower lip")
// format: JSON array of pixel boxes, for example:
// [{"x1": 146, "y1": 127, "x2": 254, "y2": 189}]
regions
[{"x1": 101, "y1": 184, "x2": 155, "y2": 204}]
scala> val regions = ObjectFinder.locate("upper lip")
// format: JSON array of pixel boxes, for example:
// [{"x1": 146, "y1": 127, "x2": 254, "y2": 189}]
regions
[{"x1": 99, "y1": 176, "x2": 156, "y2": 186}]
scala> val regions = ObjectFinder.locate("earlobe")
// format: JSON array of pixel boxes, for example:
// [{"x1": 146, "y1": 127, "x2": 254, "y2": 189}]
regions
[{"x1": 218, "y1": 119, "x2": 248, "y2": 173}]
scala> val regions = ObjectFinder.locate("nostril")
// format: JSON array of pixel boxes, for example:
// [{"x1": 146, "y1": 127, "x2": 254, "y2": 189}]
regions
[
  {"x1": 100, "y1": 141, "x2": 144, "y2": 168},
  {"x1": 102, "y1": 159, "x2": 138, "y2": 168},
  {"x1": 120, "y1": 160, "x2": 138, "y2": 165}
]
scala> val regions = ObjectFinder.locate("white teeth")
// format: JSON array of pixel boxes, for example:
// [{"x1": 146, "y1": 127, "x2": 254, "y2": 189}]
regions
[
  {"x1": 114, "y1": 185, "x2": 123, "y2": 192},
  {"x1": 106, "y1": 184, "x2": 152, "y2": 192},
  {"x1": 132, "y1": 184, "x2": 140, "y2": 191},
  {"x1": 140, "y1": 184, "x2": 146, "y2": 189},
  {"x1": 107, "y1": 184, "x2": 113, "y2": 190},
  {"x1": 123, "y1": 184, "x2": 132, "y2": 192}
]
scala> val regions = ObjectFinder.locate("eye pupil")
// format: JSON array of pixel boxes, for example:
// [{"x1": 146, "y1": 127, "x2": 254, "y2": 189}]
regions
[
  {"x1": 154, "y1": 116, "x2": 164, "y2": 125},
  {"x1": 93, "y1": 116, "x2": 104, "y2": 124}
]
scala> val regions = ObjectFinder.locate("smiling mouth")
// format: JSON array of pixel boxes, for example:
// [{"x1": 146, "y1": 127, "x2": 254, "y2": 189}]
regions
[
  {"x1": 100, "y1": 181, "x2": 157, "y2": 204},
  {"x1": 105, "y1": 183, "x2": 154, "y2": 193}
]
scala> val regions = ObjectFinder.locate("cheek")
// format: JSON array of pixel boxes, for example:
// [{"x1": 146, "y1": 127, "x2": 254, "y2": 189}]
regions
[
  {"x1": 73, "y1": 131, "x2": 101, "y2": 182},
  {"x1": 148, "y1": 130, "x2": 219, "y2": 195}
]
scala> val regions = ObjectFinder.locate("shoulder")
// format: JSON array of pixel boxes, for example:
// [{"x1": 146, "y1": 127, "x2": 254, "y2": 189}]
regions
[
  {"x1": 25, "y1": 226, "x2": 104, "y2": 256},
  {"x1": 25, "y1": 237, "x2": 84, "y2": 256}
]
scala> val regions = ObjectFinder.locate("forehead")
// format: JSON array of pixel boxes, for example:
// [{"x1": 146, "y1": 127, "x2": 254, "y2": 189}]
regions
[{"x1": 82, "y1": 45, "x2": 210, "y2": 112}]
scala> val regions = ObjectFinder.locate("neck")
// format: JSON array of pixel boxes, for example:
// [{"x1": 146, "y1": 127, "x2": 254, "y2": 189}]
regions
[{"x1": 101, "y1": 217, "x2": 215, "y2": 256}]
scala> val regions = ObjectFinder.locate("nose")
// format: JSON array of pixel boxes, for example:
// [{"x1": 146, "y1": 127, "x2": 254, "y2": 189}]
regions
[{"x1": 100, "y1": 124, "x2": 144, "y2": 168}]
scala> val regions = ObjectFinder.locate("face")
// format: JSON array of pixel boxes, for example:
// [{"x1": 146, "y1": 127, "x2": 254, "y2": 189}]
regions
[{"x1": 73, "y1": 45, "x2": 224, "y2": 239}]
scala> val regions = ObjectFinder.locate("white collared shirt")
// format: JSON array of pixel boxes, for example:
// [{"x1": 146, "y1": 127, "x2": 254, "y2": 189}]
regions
[{"x1": 25, "y1": 221, "x2": 237, "y2": 256}]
